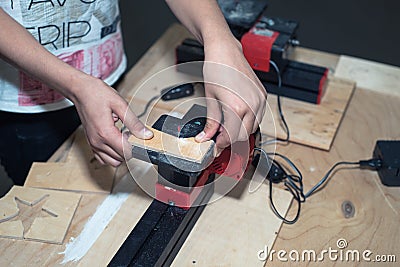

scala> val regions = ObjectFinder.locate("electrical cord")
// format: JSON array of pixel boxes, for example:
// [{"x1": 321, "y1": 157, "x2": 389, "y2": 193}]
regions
[
  {"x1": 137, "y1": 94, "x2": 160, "y2": 119},
  {"x1": 261, "y1": 60, "x2": 290, "y2": 145},
  {"x1": 304, "y1": 161, "x2": 359, "y2": 198},
  {"x1": 304, "y1": 158, "x2": 381, "y2": 198},
  {"x1": 257, "y1": 60, "x2": 382, "y2": 223},
  {"x1": 255, "y1": 147, "x2": 382, "y2": 224},
  {"x1": 255, "y1": 51, "x2": 385, "y2": 224},
  {"x1": 120, "y1": 94, "x2": 160, "y2": 133}
]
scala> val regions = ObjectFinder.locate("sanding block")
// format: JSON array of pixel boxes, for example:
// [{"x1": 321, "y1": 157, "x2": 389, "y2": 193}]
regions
[{"x1": 128, "y1": 104, "x2": 215, "y2": 173}]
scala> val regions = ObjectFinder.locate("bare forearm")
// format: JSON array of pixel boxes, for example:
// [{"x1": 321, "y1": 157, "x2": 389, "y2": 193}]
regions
[
  {"x1": 0, "y1": 8, "x2": 88, "y2": 103},
  {"x1": 165, "y1": 1, "x2": 267, "y2": 152},
  {"x1": 0, "y1": 8, "x2": 152, "y2": 167},
  {"x1": 165, "y1": 0, "x2": 235, "y2": 46}
]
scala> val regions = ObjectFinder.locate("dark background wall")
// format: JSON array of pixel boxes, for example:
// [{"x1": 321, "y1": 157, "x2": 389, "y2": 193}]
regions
[{"x1": 119, "y1": 0, "x2": 400, "y2": 69}]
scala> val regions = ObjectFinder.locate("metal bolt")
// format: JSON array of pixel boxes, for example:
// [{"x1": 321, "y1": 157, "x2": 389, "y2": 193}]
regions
[
  {"x1": 266, "y1": 18, "x2": 275, "y2": 26},
  {"x1": 290, "y1": 39, "x2": 300, "y2": 46}
]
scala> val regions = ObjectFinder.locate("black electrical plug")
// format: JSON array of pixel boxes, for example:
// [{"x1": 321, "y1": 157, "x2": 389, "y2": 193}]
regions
[
  {"x1": 252, "y1": 154, "x2": 285, "y2": 183},
  {"x1": 267, "y1": 164, "x2": 285, "y2": 183},
  {"x1": 359, "y1": 158, "x2": 383, "y2": 170}
]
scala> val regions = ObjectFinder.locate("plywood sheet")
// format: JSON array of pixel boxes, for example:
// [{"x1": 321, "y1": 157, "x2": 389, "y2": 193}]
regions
[
  {"x1": 25, "y1": 127, "x2": 115, "y2": 193},
  {"x1": 76, "y1": 160, "x2": 155, "y2": 266},
  {"x1": 262, "y1": 77, "x2": 356, "y2": 150},
  {"x1": 271, "y1": 88, "x2": 400, "y2": 266},
  {"x1": 335, "y1": 55, "x2": 400, "y2": 96},
  {"x1": 0, "y1": 186, "x2": 81, "y2": 244},
  {"x1": 172, "y1": 176, "x2": 293, "y2": 266},
  {"x1": 0, "y1": 164, "x2": 152, "y2": 266}
]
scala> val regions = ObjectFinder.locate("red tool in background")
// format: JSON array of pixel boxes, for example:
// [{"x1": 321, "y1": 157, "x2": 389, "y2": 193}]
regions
[
  {"x1": 176, "y1": 2, "x2": 329, "y2": 104},
  {"x1": 241, "y1": 23, "x2": 279, "y2": 72}
]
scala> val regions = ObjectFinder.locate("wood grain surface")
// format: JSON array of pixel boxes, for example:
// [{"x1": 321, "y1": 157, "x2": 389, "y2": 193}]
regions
[
  {"x1": 128, "y1": 127, "x2": 215, "y2": 164},
  {"x1": 335, "y1": 55, "x2": 400, "y2": 97},
  {"x1": 0, "y1": 186, "x2": 81, "y2": 244},
  {"x1": 269, "y1": 88, "x2": 400, "y2": 266},
  {"x1": 25, "y1": 127, "x2": 115, "y2": 193},
  {"x1": 172, "y1": 175, "x2": 292, "y2": 267},
  {"x1": 261, "y1": 78, "x2": 355, "y2": 150}
]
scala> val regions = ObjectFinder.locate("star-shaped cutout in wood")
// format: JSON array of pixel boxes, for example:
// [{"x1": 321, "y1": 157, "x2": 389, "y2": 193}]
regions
[{"x1": 0, "y1": 186, "x2": 81, "y2": 244}]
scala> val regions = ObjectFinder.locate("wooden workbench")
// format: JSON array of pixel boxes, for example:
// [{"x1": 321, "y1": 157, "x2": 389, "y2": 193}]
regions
[{"x1": 2, "y1": 24, "x2": 400, "y2": 266}]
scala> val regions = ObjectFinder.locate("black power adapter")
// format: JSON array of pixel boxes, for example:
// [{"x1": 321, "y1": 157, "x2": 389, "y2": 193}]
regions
[
  {"x1": 161, "y1": 83, "x2": 194, "y2": 101},
  {"x1": 373, "y1": 140, "x2": 400, "y2": 186}
]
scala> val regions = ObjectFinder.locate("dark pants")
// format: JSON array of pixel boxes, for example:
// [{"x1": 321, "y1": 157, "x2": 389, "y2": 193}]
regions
[{"x1": 0, "y1": 106, "x2": 81, "y2": 186}]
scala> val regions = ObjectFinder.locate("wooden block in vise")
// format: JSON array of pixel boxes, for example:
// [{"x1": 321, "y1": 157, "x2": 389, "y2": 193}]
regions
[{"x1": 128, "y1": 127, "x2": 215, "y2": 172}]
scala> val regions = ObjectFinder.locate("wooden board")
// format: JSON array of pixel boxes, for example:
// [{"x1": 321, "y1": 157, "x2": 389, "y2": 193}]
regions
[
  {"x1": 172, "y1": 176, "x2": 292, "y2": 266},
  {"x1": 128, "y1": 127, "x2": 215, "y2": 164},
  {"x1": 25, "y1": 127, "x2": 115, "y2": 193},
  {"x1": 0, "y1": 186, "x2": 81, "y2": 244},
  {"x1": 118, "y1": 24, "x2": 355, "y2": 151},
  {"x1": 61, "y1": 160, "x2": 154, "y2": 266},
  {"x1": 335, "y1": 55, "x2": 400, "y2": 97},
  {"x1": 270, "y1": 88, "x2": 400, "y2": 266},
  {"x1": 0, "y1": 161, "x2": 153, "y2": 266},
  {"x1": 261, "y1": 77, "x2": 356, "y2": 150}
]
